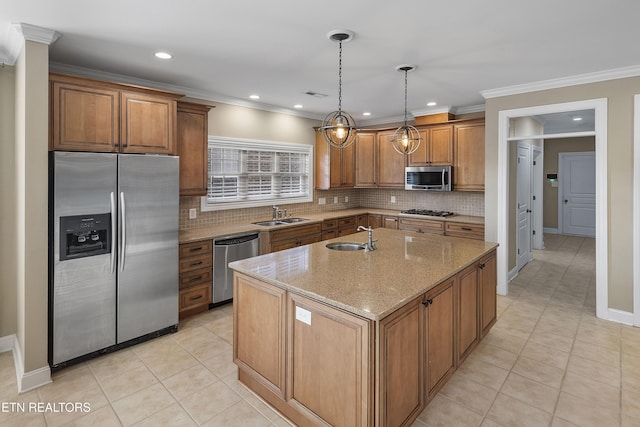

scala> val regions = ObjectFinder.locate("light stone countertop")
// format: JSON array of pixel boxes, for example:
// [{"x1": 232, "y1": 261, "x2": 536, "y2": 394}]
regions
[
  {"x1": 229, "y1": 228, "x2": 498, "y2": 321},
  {"x1": 179, "y1": 208, "x2": 484, "y2": 243}
]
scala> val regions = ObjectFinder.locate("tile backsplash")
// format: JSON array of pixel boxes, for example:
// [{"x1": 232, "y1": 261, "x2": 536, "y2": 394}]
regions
[{"x1": 180, "y1": 189, "x2": 484, "y2": 230}]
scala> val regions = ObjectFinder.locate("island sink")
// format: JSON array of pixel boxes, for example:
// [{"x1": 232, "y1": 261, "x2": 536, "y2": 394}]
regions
[{"x1": 325, "y1": 242, "x2": 367, "y2": 251}]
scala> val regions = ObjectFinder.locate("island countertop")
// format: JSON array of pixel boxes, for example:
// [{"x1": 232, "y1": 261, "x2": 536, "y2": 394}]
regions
[{"x1": 229, "y1": 228, "x2": 498, "y2": 320}]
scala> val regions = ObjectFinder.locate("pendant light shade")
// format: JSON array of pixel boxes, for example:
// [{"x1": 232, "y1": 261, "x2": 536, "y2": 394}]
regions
[
  {"x1": 392, "y1": 65, "x2": 422, "y2": 155},
  {"x1": 319, "y1": 30, "x2": 357, "y2": 149}
]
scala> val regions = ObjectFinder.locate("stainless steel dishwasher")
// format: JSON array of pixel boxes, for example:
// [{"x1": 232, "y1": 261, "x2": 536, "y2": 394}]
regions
[{"x1": 213, "y1": 232, "x2": 259, "y2": 305}]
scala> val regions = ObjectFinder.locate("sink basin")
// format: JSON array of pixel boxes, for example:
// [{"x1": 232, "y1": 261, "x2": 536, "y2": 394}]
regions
[
  {"x1": 252, "y1": 220, "x2": 288, "y2": 226},
  {"x1": 280, "y1": 217, "x2": 308, "y2": 223},
  {"x1": 326, "y1": 242, "x2": 367, "y2": 251}
]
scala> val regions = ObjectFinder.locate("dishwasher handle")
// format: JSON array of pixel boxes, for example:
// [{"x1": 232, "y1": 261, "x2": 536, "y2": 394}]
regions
[{"x1": 215, "y1": 233, "x2": 259, "y2": 246}]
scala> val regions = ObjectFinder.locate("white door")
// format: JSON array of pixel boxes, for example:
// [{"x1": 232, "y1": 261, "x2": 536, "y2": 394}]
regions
[
  {"x1": 532, "y1": 147, "x2": 544, "y2": 249},
  {"x1": 517, "y1": 145, "x2": 532, "y2": 270},
  {"x1": 560, "y1": 152, "x2": 596, "y2": 237}
]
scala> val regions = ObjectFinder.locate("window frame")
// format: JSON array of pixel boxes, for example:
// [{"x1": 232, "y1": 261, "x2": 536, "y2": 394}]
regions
[{"x1": 200, "y1": 136, "x2": 314, "y2": 212}]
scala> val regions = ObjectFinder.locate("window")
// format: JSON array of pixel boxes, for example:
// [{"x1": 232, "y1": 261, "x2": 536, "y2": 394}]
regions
[{"x1": 201, "y1": 136, "x2": 313, "y2": 211}]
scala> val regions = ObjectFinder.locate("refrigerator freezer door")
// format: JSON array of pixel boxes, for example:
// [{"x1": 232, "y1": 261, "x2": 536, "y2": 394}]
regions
[
  {"x1": 51, "y1": 152, "x2": 117, "y2": 365},
  {"x1": 117, "y1": 154, "x2": 179, "y2": 343}
]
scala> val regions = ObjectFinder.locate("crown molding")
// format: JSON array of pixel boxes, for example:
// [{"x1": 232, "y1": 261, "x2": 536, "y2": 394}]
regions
[
  {"x1": 481, "y1": 64, "x2": 640, "y2": 99},
  {"x1": 2, "y1": 23, "x2": 61, "y2": 66},
  {"x1": 50, "y1": 62, "x2": 325, "y2": 121},
  {"x1": 358, "y1": 114, "x2": 406, "y2": 127},
  {"x1": 453, "y1": 104, "x2": 485, "y2": 114},
  {"x1": 411, "y1": 106, "x2": 453, "y2": 117}
]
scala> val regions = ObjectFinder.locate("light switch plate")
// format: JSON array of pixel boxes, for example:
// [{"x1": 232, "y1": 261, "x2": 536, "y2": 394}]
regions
[
  {"x1": 189, "y1": 208, "x2": 197, "y2": 219},
  {"x1": 345, "y1": 196, "x2": 349, "y2": 203},
  {"x1": 319, "y1": 197, "x2": 326, "y2": 205},
  {"x1": 333, "y1": 196, "x2": 338, "y2": 204},
  {"x1": 391, "y1": 196, "x2": 397, "y2": 203}
]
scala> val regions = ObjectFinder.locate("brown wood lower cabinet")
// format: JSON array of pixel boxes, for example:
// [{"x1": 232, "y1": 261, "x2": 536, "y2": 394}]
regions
[
  {"x1": 233, "y1": 249, "x2": 497, "y2": 427},
  {"x1": 178, "y1": 239, "x2": 213, "y2": 319},
  {"x1": 268, "y1": 223, "x2": 322, "y2": 253}
]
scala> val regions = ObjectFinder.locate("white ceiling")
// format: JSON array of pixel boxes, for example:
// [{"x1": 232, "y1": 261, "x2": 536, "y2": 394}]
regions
[{"x1": 2, "y1": 1, "x2": 640, "y2": 125}]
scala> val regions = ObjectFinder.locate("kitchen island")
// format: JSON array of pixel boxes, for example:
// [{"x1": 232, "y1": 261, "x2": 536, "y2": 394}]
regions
[{"x1": 229, "y1": 228, "x2": 498, "y2": 427}]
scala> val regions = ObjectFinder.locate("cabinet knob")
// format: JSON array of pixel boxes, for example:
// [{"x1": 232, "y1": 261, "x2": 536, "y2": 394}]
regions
[
  {"x1": 422, "y1": 298, "x2": 433, "y2": 307},
  {"x1": 478, "y1": 263, "x2": 485, "y2": 269}
]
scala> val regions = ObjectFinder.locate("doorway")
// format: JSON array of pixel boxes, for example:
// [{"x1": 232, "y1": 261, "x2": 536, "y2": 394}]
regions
[{"x1": 497, "y1": 99, "x2": 608, "y2": 320}]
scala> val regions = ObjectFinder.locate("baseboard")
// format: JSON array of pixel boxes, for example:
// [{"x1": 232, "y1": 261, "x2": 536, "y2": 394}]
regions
[
  {"x1": 543, "y1": 227, "x2": 559, "y2": 234},
  {"x1": 508, "y1": 266, "x2": 519, "y2": 281},
  {"x1": 12, "y1": 336, "x2": 51, "y2": 393},
  {"x1": 606, "y1": 308, "x2": 634, "y2": 326},
  {"x1": 0, "y1": 334, "x2": 15, "y2": 353}
]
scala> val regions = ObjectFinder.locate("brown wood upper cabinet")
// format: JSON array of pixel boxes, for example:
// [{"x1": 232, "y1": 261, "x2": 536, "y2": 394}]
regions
[
  {"x1": 315, "y1": 131, "x2": 354, "y2": 189},
  {"x1": 177, "y1": 102, "x2": 212, "y2": 196},
  {"x1": 376, "y1": 131, "x2": 406, "y2": 187},
  {"x1": 354, "y1": 132, "x2": 376, "y2": 187},
  {"x1": 50, "y1": 73, "x2": 182, "y2": 155},
  {"x1": 408, "y1": 124, "x2": 453, "y2": 167},
  {"x1": 454, "y1": 120, "x2": 485, "y2": 191}
]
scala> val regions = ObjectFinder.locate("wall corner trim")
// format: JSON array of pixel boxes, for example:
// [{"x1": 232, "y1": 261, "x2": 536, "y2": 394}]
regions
[
  {"x1": 11, "y1": 336, "x2": 51, "y2": 393},
  {"x1": 3, "y1": 22, "x2": 62, "y2": 66}
]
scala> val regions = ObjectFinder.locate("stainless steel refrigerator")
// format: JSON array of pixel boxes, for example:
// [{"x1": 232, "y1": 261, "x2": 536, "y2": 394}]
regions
[{"x1": 49, "y1": 151, "x2": 179, "y2": 367}]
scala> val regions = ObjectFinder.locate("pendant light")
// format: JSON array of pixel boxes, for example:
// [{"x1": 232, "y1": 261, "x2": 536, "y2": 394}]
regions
[
  {"x1": 392, "y1": 65, "x2": 422, "y2": 155},
  {"x1": 319, "y1": 30, "x2": 357, "y2": 149}
]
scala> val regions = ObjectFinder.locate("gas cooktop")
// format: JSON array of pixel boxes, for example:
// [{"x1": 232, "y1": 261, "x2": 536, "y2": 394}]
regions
[{"x1": 400, "y1": 209, "x2": 455, "y2": 217}]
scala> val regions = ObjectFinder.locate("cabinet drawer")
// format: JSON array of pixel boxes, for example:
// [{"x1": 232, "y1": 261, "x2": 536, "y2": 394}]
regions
[
  {"x1": 179, "y1": 267, "x2": 212, "y2": 290},
  {"x1": 179, "y1": 253, "x2": 212, "y2": 273},
  {"x1": 445, "y1": 222, "x2": 484, "y2": 240},
  {"x1": 180, "y1": 283, "x2": 212, "y2": 311},
  {"x1": 382, "y1": 215, "x2": 399, "y2": 229},
  {"x1": 179, "y1": 239, "x2": 213, "y2": 258},
  {"x1": 322, "y1": 219, "x2": 338, "y2": 230},
  {"x1": 399, "y1": 218, "x2": 444, "y2": 234},
  {"x1": 322, "y1": 229, "x2": 337, "y2": 240},
  {"x1": 338, "y1": 216, "x2": 356, "y2": 228},
  {"x1": 270, "y1": 223, "x2": 322, "y2": 243},
  {"x1": 270, "y1": 233, "x2": 322, "y2": 253}
]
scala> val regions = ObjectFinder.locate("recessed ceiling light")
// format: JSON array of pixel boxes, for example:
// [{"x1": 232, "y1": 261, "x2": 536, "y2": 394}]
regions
[
  {"x1": 427, "y1": 102, "x2": 437, "y2": 107},
  {"x1": 294, "y1": 104, "x2": 303, "y2": 109},
  {"x1": 363, "y1": 112, "x2": 371, "y2": 116},
  {"x1": 573, "y1": 117, "x2": 583, "y2": 121},
  {"x1": 154, "y1": 52, "x2": 172, "y2": 59},
  {"x1": 249, "y1": 95, "x2": 260, "y2": 100}
]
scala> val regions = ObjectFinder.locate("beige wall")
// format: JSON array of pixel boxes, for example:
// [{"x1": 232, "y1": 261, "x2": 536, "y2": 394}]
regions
[
  {"x1": 15, "y1": 41, "x2": 50, "y2": 372},
  {"x1": 0, "y1": 65, "x2": 17, "y2": 337},
  {"x1": 543, "y1": 137, "x2": 595, "y2": 229},
  {"x1": 485, "y1": 76, "x2": 640, "y2": 313},
  {"x1": 507, "y1": 117, "x2": 544, "y2": 270}
]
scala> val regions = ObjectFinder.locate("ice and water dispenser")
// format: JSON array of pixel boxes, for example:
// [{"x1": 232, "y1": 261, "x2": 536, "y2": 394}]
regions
[{"x1": 59, "y1": 214, "x2": 111, "y2": 261}]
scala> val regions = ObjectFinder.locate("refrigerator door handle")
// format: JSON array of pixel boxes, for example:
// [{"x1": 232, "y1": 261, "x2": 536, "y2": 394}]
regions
[
  {"x1": 119, "y1": 191, "x2": 126, "y2": 272},
  {"x1": 110, "y1": 191, "x2": 117, "y2": 273}
]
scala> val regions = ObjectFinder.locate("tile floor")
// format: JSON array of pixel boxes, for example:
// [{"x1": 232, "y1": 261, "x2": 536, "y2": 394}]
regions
[{"x1": 1, "y1": 233, "x2": 639, "y2": 426}]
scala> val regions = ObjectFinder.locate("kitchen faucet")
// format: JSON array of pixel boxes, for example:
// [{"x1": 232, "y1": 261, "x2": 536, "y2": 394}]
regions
[
  {"x1": 272, "y1": 205, "x2": 279, "y2": 220},
  {"x1": 357, "y1": 226, "x2": 377, "y2": 252}
]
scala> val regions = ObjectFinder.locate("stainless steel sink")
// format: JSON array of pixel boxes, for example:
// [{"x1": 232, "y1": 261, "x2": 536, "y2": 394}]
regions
[
  {"x1": 252, "y1": 220, "x2": 288, "y2": 226},
  {"x1": 280, "y1": 217, "x2": 307, "y2": 223},
  {"x1": 326, "y1": 242, "x2": 367, "y2": 251}
]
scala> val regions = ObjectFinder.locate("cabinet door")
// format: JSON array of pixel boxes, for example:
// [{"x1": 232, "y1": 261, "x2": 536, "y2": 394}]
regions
[
  {"x1": 342, "y1": 141, "x2": 355, "y2": 187},
  {"x1": 177, "y1": 102, "x2": 210, "y2": 196},
  {"x1": 379, "y1": 297, "x2": 424, "y2": 427},
  {"x1": 457, "y1": 264, "x2": 479, "y2": 365},
  {"x1": 287, "y1": 294, "x2": 371, "y2": 427},
  {"x1": 51, "y1": 81, "x2": 120, "y2": 152},
  {"x1": 454, "y1": 121, "x2": 485, "y2": 191},
  {"x1": 429, "y1": 124, "x2": 453, "y2": 165},
  {"x1": 377, "y1": 132, "x2": 406, "y2": 187},
  {"x1": 357, "y1": 214, "x2": 368, "y2": 228},
  {"x1": 121, "y1": 92, "x2": 177, "y2": 154},
  {"x1": 234, "y1": 274, "x2": 287, "y2": 398},
  {"x1": 316, "y1": 132, "x2": 354, "y2": 188},
  {"x1": 368, "y1": 214, "x2": 382, "y2": 229},
  {"x1": 407, "y1": 129, "x2": 429, "y2": 166},
  {"x1": 479, "y1": 251, "x2": 497, "y2": 337},
  {"x1": 382, "y1": 215, "x2": 399, "y2": 229},
  {"x1": 329, "y1": 144, "x2": 343, "y2": 188},
  {"x1": 424, "y1": 278, "x2": 455, "y2": 401},
  {"x1": 355, "y1": 133, "x2": 376, "y2": 187}
]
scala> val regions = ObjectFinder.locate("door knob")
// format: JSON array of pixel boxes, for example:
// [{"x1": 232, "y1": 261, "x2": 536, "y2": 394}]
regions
[
  {"x1": 564, "y1": 199, "x2": 568, "y2": 204},
  {"x1": 526, "y1": 209, "x2": 532, "y2": 213}
]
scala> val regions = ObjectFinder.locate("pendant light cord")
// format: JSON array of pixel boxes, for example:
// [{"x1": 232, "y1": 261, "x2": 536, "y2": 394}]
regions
[
  {"x1": 404, "y1": 69, "x2": 408, "y2": 127},
  {"x1": 338, "y1": 40, "x2": 343, "y2": 114}
]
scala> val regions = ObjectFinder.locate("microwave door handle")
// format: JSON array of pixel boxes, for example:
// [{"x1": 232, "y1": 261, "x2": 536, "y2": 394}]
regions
[
  {"x1": 110, "y1": 192, "x2": 116, "y2": 273},
  {"x1": 442, "y1": 169, "x2": 445, "y2": 189}
]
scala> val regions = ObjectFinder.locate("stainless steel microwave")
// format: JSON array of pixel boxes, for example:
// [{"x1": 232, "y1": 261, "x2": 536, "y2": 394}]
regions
[{"x1": 405, "y1": 166, "x2": 452, "y2": 191}]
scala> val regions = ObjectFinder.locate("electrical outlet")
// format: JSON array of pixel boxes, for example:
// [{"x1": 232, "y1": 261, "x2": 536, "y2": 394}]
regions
[
  {"x1": 390, "y1": 196, "x2": 397, "y2": 203},
  {"x1": 333, "y1": 196, "x2": 338, "y2": 204},
  {"x1": 189, "y1": 208, "x2": 197, "y2": 219},
  {"x1": 345, "y1": 196, "x2": 349, "y2": 203},
  {"x1": 319, "y1": 197, "x2": 326, "y2": 205}
]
